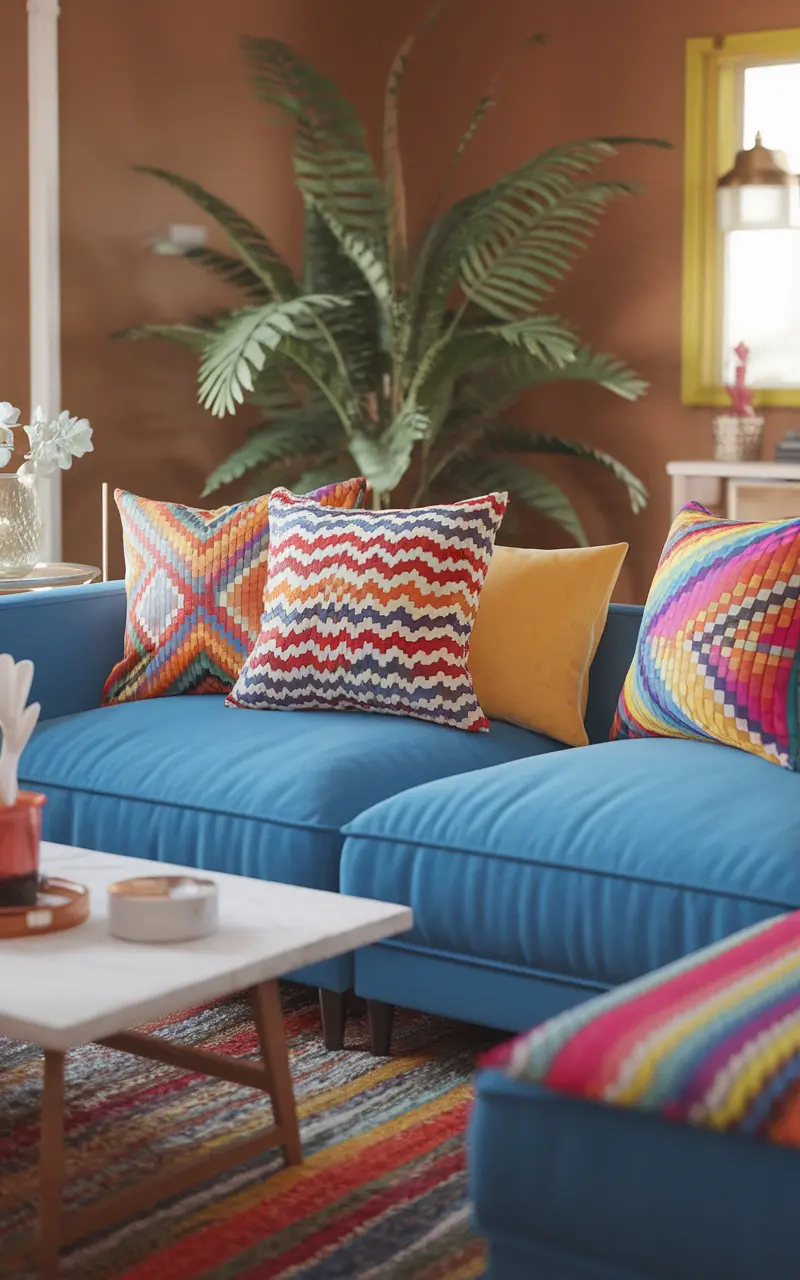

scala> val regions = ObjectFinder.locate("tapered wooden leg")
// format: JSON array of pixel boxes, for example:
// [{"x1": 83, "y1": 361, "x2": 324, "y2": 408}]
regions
[
  {"x1": 39, "y1": 1050, "x2": 65, "y2": 1280},
  {"x1": 368, "y1": 1000, "x2": 395, "y2": 1056},
  {"x1": 251, "y1": 981, "x2": 302, "y2": 1165},
  {"x1": 318, "y1": 989, "x2": 348, "y2": 1050}
]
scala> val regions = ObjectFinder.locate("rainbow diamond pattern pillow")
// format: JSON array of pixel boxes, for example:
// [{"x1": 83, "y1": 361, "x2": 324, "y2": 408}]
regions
[
  {"x1": 227, "y1": 488, "x2": 508, "y2": 731},
  {"x1": 102, "y1": 479, "x2": 367, "y2": 704},
  {"x1": 612, "y1": 502, "x2": 800, "y2": 768},
  {"x1": 483, "y1": 912, "x2": 800, "y2": 1148}
]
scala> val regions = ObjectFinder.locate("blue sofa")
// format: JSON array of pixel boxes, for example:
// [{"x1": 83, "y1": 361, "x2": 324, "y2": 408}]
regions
[{"x1": 5, "y1": 581, "x2": 800, "y2": 1062}]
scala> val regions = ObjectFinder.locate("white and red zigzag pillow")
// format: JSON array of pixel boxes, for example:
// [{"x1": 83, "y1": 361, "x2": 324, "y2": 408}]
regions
[{"x1": 227, "y1": 488, "x2": 508, "y2": 731}]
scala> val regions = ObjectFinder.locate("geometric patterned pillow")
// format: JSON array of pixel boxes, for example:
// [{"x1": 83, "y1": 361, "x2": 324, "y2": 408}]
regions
[
  {"x1": 101, "y1": 479, "x2": 367, "y2": 704},
  {"x1": 611, "y1": 502, "x2": 800, "y2": 768},
  {"x1": 226, "y1": 488, "x2": 508, "y2": 731},
  {"x1": 482, "y1": 912, "x2": 800, "y2": 1148}
]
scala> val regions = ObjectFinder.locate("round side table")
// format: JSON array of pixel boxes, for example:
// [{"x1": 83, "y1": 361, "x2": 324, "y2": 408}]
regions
[{"x1": 0, "y1": 563, "x2": 101, "y2": 595}]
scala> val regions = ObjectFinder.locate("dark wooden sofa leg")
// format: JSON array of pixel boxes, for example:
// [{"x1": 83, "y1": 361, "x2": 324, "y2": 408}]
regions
[
  {"x1": 319, "y1": 989, "x2": 348, "y2": 1050},
  {"x1": 368, "y1": 1000, "x2": 394, "y2": 1056}
]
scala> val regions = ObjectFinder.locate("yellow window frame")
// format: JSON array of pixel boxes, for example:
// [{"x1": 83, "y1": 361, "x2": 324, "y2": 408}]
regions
[{"x1": 682, "y1": 27, "x2": 800, "y2": 407}]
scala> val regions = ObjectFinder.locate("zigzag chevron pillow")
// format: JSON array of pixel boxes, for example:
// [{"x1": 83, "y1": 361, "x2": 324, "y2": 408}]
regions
[
  {"x1": 612, "y1": 502, "x2": 800, "y2": 768},
  {"x1": 102, "y1": 479, "x2": 367, "y2": 704},
  {"x1": 227, "y1": 488, "x2": 508, "y2": 731}
]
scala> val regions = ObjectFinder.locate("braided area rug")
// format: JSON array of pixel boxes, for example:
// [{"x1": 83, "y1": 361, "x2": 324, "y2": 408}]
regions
[{"x1": 0, "y1": 988, "x2": 493, "y2": 1279}]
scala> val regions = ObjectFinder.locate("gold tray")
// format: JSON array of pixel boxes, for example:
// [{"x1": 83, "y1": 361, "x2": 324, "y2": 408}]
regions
[{"x1": 0, "y1": 877, "x2": 90, "y2": 938}]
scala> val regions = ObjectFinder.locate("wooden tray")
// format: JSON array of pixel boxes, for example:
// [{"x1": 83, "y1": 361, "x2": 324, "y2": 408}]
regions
[{"x1": 0, "y1": 877, "x2": 89, "y2": 938}]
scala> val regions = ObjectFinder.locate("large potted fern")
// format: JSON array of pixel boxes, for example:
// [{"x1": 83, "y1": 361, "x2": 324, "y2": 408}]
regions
[{"x1": 126, "y1": 14, "x2": 666, "y2": 543}]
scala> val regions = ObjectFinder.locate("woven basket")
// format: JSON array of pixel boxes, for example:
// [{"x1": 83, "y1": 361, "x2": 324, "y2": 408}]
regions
[{"x1": 712, "y1": 414, "x2": 765, "y2": 463}]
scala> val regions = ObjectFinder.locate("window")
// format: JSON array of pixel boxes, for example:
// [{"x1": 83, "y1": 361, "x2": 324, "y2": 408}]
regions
[{"x1": 683, "y1": 28, "x2": 800, "y2": 405}]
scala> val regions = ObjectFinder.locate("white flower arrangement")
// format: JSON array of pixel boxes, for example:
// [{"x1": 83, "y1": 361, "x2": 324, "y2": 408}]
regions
[{"x1": 0, "y1": 402, "x2": 93, "y2": 474}]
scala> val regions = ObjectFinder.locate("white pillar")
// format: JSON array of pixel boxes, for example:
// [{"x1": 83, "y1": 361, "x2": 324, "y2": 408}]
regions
[{"x1": 28, "y1": 0, "x2": 62, "y2": 562}]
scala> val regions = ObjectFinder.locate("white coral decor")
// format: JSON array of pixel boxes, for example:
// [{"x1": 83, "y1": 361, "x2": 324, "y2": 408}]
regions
[
  {"x1": 0, "y1": 403, "x2": 21, "y2": 468},
  {"x1": 22, "y1": 406, "x2": 93, "y2": 477},
  {"x1": 0, "y1": 655, "x2": 40, "y2": 807}
]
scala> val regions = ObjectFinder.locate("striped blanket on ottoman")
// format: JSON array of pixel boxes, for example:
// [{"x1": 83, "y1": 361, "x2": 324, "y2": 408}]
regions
[{"x1": 471, "y1": 914, "x2": 800, "y2": 1280}]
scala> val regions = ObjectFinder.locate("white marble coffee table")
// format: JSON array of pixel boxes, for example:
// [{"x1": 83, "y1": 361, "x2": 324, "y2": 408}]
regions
[{"x1": 0, "y1": 844, "x2": 412, "y2": 1279}]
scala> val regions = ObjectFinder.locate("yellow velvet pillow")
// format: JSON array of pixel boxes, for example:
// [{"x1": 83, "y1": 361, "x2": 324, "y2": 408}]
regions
[{"x1": 468, "y1": 542, "x2": 628, "y2": 747}]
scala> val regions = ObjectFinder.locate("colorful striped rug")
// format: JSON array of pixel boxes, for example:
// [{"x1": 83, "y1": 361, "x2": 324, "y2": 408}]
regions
[{"x1": 0, "y1": 988, "x2": 493, "y2": 1278}]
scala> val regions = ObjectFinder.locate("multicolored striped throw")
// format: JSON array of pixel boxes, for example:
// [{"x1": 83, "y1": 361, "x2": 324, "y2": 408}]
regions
[
  {"x1": 485, "y1": 913, "x2": 800, "y2": 1146},
  {"x1": 227, "y1": 488, "x2": 508, "y2": 730},
  {"x1": 102, "y1": 480, "x2": 367, "y2": 704},
  {"x1": 612, "y1": 502, "x2": 800, "y2": 768}
]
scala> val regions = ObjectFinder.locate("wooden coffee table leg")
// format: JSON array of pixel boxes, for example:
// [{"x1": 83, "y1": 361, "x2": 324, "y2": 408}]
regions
[
  {"x1": 251, "y1": 981, "x2": 302, "y2": 1166},
  {"x1": 39, "y1": 1050, "x2": 65, "y2": 1280}
]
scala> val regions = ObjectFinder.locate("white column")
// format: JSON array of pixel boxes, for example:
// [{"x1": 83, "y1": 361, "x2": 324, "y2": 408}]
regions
[{"x1": 28, "y1": 0, "x2": 62, "y2": 562}]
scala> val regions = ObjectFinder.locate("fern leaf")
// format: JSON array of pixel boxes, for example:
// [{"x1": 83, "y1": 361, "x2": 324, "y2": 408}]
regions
[{"x1": 135, "y1": 166, "x2": 297, "y2": 299}]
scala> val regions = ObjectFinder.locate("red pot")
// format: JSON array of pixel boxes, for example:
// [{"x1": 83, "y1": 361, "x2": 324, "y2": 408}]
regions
[{"x1": 0, "y1": 792, "x2": 46, "y2": 908}]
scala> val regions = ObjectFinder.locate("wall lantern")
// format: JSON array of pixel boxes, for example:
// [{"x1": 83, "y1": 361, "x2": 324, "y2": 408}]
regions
[{"x1": 717, "y1": 131, "x2": 800, "y2": 230}]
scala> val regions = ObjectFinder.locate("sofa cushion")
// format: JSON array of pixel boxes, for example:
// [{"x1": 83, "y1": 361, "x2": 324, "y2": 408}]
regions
[
  {"x1": 340, "y1": 737, "x2": 800, "y2": 988},
  {"x1": 102, "y1": 479, "x2": 367, "y2": 705},
  {"x1": 468, "y1": 541, "x2": 628, "y2": 747},
  {"x1": 227, "y1": 487, "x2": 506, "y2": 732},
  {"x1": 612, "y1": 501, "x2": 800, "y2": 770},
  {"x1": 21, "y1": 696, "x2": 558, "y2": 893}
]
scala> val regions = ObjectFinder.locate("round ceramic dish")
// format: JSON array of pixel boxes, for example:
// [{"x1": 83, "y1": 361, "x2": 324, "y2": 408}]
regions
[
  {"x1": 107, "y1": 875, "x2": 219, "y2": 943},
  {"x1": 0, "y1": 563, "x2": 100, "y2": 592}
]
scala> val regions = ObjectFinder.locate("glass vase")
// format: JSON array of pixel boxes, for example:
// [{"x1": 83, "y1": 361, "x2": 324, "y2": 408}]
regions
[{"x1": 0, "y1": 473, "x2": 43, "y2": 579}]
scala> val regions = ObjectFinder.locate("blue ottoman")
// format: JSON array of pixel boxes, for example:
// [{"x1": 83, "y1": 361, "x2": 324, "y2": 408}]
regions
[{"x1": 470, "y1": 913, "x2": 800, "y2": 1279}]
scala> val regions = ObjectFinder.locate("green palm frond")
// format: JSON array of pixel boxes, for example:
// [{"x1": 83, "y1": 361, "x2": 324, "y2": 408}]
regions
[
  {"x1": 426, "y1": 34, "x2": 548, "y2": 225},
  {"x1": 135, "y1": 167, "x2": 297, "y2": 299},
  {"x1": 295, "y1": 458, "x2": 361, "y2": 493},
  {"x1": 412, "y1": 140, "x2": 639, "y2": 352},
  {"x1": 203, "y1": 410, "x2": 342, "y2": 495},
  {"x1": 198, "y1": 295, "x2": 350, "y2": 416},
  {"x1": 350, "y1": 401, "x2": 431, "y2": 494},
  {"x1": 486, "y1": 426, "x2": 648, "y2": 512},
  {"x1": 117, "y1": 322, "x2": 213, "y2": 351},
  {"x1": 414, "y1": 314, "x2": 580, "y2": 401},
  {"x1": 460, "y1": 179, "x2": 637, "y2": 319},
  {"x1": 127, "y1": 21, "x2": 665, "y2": 532},
  {"x1": 182, "y1": 247, "x2": 271, "y2": 301},
  {"x1": 241, "y1": 37, "x2": 386, "y2": 246},
  {"x1": 303, "y1": 204, "x2": 386, "y2": 392},
  {"x1": 309, "y1": 208, "x2": 393, "y2": 308},
  {"x1": 437, "y1": 455, "x2": 588, "y2": 545},
  {"x1": 383, "y1": 4, "x2": 449, "y2": 291},
  {"x1": 464, "y1": 347, "x2": 648, "y2": 407}
]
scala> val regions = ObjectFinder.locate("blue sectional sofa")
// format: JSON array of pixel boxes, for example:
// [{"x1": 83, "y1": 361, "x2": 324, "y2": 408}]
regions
[{"x1": 5, "y1": 581, "x2": 800, "y2": 1061}]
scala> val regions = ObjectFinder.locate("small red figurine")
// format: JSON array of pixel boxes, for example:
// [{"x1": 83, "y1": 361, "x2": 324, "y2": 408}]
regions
[{"x1": 725, "y1": 342, "x2": 756, "y2": 418}]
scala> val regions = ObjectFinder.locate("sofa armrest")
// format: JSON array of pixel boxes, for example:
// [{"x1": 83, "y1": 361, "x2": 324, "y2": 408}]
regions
[{"x1": 0, "y1": 581, "x2": 126, "y2": 720}]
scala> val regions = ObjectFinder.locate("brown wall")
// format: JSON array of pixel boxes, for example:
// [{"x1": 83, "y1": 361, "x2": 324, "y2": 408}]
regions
[{"x1": 3, "y1": 0, "x2": 799, "y2": 594}]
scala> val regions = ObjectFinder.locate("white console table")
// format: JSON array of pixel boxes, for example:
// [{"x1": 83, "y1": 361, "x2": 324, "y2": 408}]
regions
[{"x1": 667, "y1": 461, "x2": 800, "y2": 521}]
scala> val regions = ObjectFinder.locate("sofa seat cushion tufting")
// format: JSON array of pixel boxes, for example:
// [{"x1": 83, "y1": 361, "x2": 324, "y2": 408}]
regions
[{"x1": 340, "y1": 736, "x2": 800, "y2": 989}]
